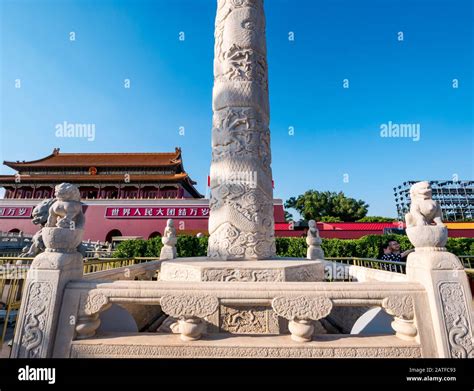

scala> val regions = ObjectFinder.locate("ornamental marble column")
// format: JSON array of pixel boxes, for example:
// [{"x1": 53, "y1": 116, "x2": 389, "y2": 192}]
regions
[
  {"x1": 208, "y1": 0, "x2": 276, "y2": 260},
  {"x1": 160, "y1": 0, "x2": 323, "y2": 284}
]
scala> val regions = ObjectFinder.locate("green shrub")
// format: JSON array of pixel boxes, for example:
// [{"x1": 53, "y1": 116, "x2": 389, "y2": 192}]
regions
[
  {"x1": 176, "y1": 236, "x2": 208, "y2": 257},
  {"x1": 320, "y1": 234, "x2": 412, "y2": 258},
  {"x1": 275, "y1": 237, "x2": 291, "y2": 256},
  {"x1": 145, "y1": 237, "x2": 163, "y2": 257},
  {"x1": 113, "y1": 239, "x2": 148, "y2": 258},
  {"x1": 113, "y1": 235, "x2": 208, "y2": 258},
  {"x1": 286, "y1": 237, "x2": 306, "y2": 257},
  {"x1": 113, "y1": 234, "x2": 474, "y2": 259},
  {"x1": 446, "y1": 237, "x2": 474, "y2": 256}
]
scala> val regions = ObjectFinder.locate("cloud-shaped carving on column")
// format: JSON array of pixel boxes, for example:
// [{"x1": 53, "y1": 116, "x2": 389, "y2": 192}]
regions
[{"x1": 208, "y1": 0, "x2": 276, "y2": 260}]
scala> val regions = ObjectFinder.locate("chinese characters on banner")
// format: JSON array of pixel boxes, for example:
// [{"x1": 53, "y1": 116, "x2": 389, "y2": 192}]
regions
[
  {"x1": 0, "y1": 207, "x2": 32, "y2": 218},
  {"x1": 105, "y1": 206, "x2": 210, "y2": 219}
]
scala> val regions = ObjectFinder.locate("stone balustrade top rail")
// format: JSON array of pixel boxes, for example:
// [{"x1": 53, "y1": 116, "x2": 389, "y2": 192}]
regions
[
  {"x1": 82, "y1": 260, "x2": 161, "y2": 281},
  {"x1": 66, "y1": 279, "x2": 425, "y2": 303}
]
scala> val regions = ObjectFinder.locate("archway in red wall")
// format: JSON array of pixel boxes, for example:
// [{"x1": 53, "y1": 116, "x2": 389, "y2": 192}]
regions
[
  {"x1": 8, "y1": 229, "x2": 20, "y2": 234},
  {"x1": 105, "y1": 229, "x2": 122, "y2": 243},
  {"x1": 148, "y1": 231, "x2": 161, "y2": 239}
]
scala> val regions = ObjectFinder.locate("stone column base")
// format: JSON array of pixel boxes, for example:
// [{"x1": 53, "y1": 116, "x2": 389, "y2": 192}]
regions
[{"x1": 159, "y1": 257, "x2": 324, "y2": 282}]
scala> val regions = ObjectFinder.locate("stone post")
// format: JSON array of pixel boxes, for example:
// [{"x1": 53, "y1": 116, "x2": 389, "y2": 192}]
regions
[
  {"x1": 306, "y1": 220, "x2": 325, "y2": 260},
  {"x1": 11, "y1": 183, "x2": 85, "y2": 358},
  {"x1": 160, "y1": 219, "x2": 177, "y2": 260},
  {"x1": 404, "y1": 181, "x2": 474, "y2": 358},
  {"x1": 208, "y1": 0, "x2": 276, "y2": 260}
]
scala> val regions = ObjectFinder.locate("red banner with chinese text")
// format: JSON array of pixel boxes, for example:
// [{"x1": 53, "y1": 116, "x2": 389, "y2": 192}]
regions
[
  {"x1": 105, "y1": 206, "x2": 210, "y2": 219},
  {"x1": 0, "y1": 207, "x2": 33, "y2": 218}
]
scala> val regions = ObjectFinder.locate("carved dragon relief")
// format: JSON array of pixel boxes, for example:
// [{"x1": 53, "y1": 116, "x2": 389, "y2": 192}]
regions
[
  {"x1": 217, "y1": 44, "x2": 268, "y2": 88},
  {"x1": 439, "y1": 282, "x2": 473, "y2": 358},
  {"x1": 214, "y1": 0, "x2": 265, "y2": 66},
  {"x1": 208, "y1": 221, "x2": 275, "y2": 259},
  {"x1": 211, "y1": 107, "x2": 270, "y2": 166},
  {"x1": 20, "y1": 282, "x2": 52, "y2": 358}
]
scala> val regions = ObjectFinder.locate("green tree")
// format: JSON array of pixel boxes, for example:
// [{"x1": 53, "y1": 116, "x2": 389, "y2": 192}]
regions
[
  {"x1": 357, "y1": 216, "x2": 397, "y2": 222},
  {"x1": 285, "y1": 190, "x2": 369, "y2": 222},
  {"x1": 284, "y1": 210, "x2": 294, "y2": 222},
  {"x1": 319, "y1": 216, "x2": 342, "y2": 222}
]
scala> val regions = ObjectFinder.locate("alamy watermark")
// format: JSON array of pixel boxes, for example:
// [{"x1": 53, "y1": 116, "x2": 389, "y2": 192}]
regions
[
  {"x1": 55, "y1": 121, "x2": 95, "y2": 141},
  {"x1": 18, "y1": 365, "x2": 56, "y2": 384},
  {"x1": 380, "y1": 121, "x2": 420, "y2": 141}
]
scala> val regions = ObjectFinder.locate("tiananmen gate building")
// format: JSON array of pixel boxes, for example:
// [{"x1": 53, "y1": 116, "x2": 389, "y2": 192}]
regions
[{"x1": 0, "y1": 148, "x2": 291, "y2": 242}]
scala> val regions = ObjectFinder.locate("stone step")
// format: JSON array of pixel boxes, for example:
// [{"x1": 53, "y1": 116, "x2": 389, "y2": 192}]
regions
[{"x1": 70, "y1": 332, "x2": 421, "y2": 358}]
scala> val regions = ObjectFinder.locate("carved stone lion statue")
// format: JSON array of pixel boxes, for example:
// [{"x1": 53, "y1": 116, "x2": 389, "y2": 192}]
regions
[
  {"x1": 405, "y1": 181, "x2": 445, "y2": 228},
  {"x1": 20, "y1": 183, "x2": 86, "y2": 257},
  {"x1": 31, "y1": 198, "x2": 56, "y2": 226},
  {"x1": 20, "y1": 198, "x2": 56, "y2": 257},
  {"x1": 46, "y1": 183, "x2": 85, "y2": 229}
]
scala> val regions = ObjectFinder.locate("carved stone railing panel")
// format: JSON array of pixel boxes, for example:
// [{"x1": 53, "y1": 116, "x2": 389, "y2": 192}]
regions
[
  {"x1": 382, "y1": 294, "x2": 417, "y2": 342},
  {"x1": 76, "y1": 290, "x2": 111, "y2": 340},
  {"x1": 272, "y1": 296, "x2": 333, "y2": 342},
  {"x1": 160, "y1": 294, "x2": 219, "y2": 319},
  {"x1": 160, "y1": 294, "x2": 219, "y2": 341},
  {"x1": 272, "y1": 296, "x2": 333, "y2": 321},
  {"x1": 80, "y1": 290, "x2": 110, "y2": 316},
  {"x1": 382, "y1": 295, "x2": 414, "y2": 320},
  {"x1": 52, "y1": 279, "x2": 433, "y2": 356}
]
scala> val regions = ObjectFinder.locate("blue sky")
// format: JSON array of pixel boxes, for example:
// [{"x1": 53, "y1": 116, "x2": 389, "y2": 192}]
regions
[{"x1": 1, "y1": 0, "x2": 473, "y2": 217}]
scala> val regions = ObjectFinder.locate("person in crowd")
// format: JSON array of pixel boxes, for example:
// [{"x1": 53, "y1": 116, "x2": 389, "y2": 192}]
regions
[{"x1": 380, "y1": 239, "x2": 414, "y2": 262}]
